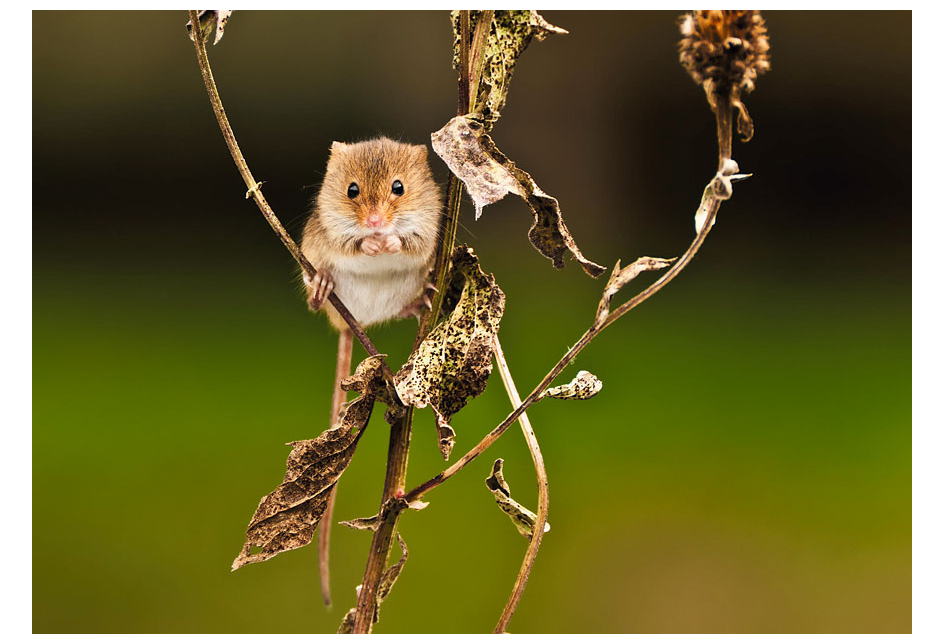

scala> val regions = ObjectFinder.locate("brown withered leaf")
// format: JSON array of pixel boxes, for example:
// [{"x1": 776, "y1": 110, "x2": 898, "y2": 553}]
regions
[
  {"x1": 542, "y1": 370, "x2": 603, "y2": 401},
  {"x1": 337, "y1": 533, "x2": 410, "y2": 634},
  {"x1": 485, "y1": 459, "x2": 550, "y2": 538},
  {"x1": 451, "y1": 10, "x2": 567, "y2": 128},
  {"x1": 186, "y1": 10, "x2": 232, "y2": 45},
  {"x1": 231, "y1": 356, "x2": 385, "y2": 571},
  {"x1": 395, "y1": 246, "x2": 505, "y2": 459},
  {"x1": 595, "y1": 257, "x2": 675, "y2": 324},
  {"x1": 432, "y1": 116, "x2": 605, "y2": 278}
]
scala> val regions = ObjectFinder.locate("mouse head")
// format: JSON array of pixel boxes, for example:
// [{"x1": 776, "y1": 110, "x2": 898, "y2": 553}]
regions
[{"x1": 319, "y1": 137, "x2": 440, "y2": 236}]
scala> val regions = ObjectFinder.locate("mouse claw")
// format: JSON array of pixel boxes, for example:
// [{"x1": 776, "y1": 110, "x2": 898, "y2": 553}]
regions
[
  {"x1": 306, "y1": 270, "x2": 334, "y2": 311},
  {"x1": 424, "y1": 281, "x2": 438, "y2": 293},
  {"x1": 396, "y1": 292, "x2": 433, "y2": 320}
]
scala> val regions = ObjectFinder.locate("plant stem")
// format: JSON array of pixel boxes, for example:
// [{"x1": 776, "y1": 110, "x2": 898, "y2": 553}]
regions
[
  {"x1": 491, "y1": 335, "x2": 548, "y2": 633},
  {"x1": 457, "y1": 10, "x2": 471, "y2": 116},
  {"x1": 351, "y1": 409, "x2": 412, "y2": 633},
  {"x1": 186, "y1": 10, "x2": 382, "y2": 360}
]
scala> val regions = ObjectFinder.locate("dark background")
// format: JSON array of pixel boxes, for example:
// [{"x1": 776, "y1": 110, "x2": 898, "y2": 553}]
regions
[{"x1": 33, "y1": 11, "x2": 910, "y2": 633}]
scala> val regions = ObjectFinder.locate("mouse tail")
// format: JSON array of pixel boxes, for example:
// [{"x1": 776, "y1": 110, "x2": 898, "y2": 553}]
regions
[{"x1": 318, "y1": 326, "x2": 354, "y2": 608}]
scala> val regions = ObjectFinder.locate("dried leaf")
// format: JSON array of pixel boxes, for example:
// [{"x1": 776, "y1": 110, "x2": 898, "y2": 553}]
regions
[
  {"x1": 186, "y1": 10, "x2": 232, "y2": 45},
  {"x1": 339, "y1": 498, "x2": 428, "y2": 532},
  {"x1": 542, "y1": 370, "x2": 603, "y2": 401},
  {"x1": 336, "y1": 534, "x2": 409, "y2": 634},
  {"x1": 395, "y1": 246, "x2": 505, "y2": 459},
  {"x1": 431, "y1": 116, "x2": 605, "y2": 278},
  {"x1": 451, "y1": 10, "x2": 567, "y2": 128},
  {"x1": 595, "y1": 257, "x2": 675, "y2": 324},
  {"x1": 694, "y1": 182, "x2": 717, "y2": 234},
  {"x1": 485, "y1": 459, "x2": 550, "y2": 538},
  {"x1": 377, "y1": 533, "x2": 409, "y2": 606},
  {"x1": 338, "y1": 608, "x2": 356, "y2": 634},
  {"x1": 339, "y1": 515, "x2": 382, "y2": 531},
  {"x1": 231, "y1": 356, "x2": 384, "y2": 571},
  {"x1": 695, "y1": 159, "x2": 752, "y2": 232}
]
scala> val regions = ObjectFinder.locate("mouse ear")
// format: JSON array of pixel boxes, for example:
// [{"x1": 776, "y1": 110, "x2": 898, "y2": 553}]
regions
[
  {"x1": 412, "y1": 144, "x2": 429, "y2": 160},
  {"x1": 330, "y1": 141, "x2": 349, "y2": 153}
]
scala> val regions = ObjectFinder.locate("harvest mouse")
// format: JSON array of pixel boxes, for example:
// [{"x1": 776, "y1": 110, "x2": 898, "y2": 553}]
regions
[
  {"x1": 299, "y1": 136, "x2": 442, "y2": 606},
  {"x1": 301, "y1": 137, "x2": 442, "y2": 329}
]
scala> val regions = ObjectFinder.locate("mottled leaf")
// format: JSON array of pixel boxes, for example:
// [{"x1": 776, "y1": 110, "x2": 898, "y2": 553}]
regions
[
  {"x1": 338, "y1": 607, "x2": 356, "y2": 634},
  {"x1": 337, "y1": 534, "x2": 409, "y2": 634},
  {"x1": 186, "y1": 10, "x2": 232, "y2": 45},
  {"x1": 485, "y1": 459, "x2": 550, "y2": 538},
  {"x1": 395, "y1": 246, "x2": 505, "y2": 459},
  {"x1": 595, "y1": 257, "x2": 675, "y2": 324},
  {"x1": 231, "y1": 356, "x2": 385, "y2": 571},
  {"x1": 542, "y1": 370, "x2": 603, "y2": 401},
  {"x1": 451, "y1": 10, "x2": 567, "y2": 128},
  {"x1": 432, "y1": 116, "x2": 605, "y2": 278}
]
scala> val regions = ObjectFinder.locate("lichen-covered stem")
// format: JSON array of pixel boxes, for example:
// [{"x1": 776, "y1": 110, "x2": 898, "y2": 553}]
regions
[{"x1": 491, "y1": 335, "x2": 548, "y2": 633}]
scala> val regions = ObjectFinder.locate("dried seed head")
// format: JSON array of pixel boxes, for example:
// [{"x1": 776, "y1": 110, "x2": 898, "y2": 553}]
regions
[{"x1": 678, "y1": 10, "x2": 770, "y2": 141}]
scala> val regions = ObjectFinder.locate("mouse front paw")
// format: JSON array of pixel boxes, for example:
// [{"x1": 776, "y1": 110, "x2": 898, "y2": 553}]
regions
[
  {"x1": 382, "y1": 234, "x2": 402, "y2": 254},
  {"x1": 361, "y1": 235, "x2": 384, "y2": 256},
  {"x1": 304, "y1": 270, "x2": 334, "y2": 311},
  {"x1": 361, "y1": 234, "x2": 402, "y2": 256}
]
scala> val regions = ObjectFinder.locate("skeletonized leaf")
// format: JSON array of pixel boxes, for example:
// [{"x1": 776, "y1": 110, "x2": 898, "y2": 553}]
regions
[
  {"x1": 485, "y1": 459, "x2": 550, "y2": 538},
  {"x1": 395, "y1": 246, "x2": 505, "y2": 459},
  {"x1": 542, "y1": 370, "x2": 603, "y2": 401},
  {"x1": 337, "y1": 534, "x2": 409, "y2": 634},
  {"x1": 231, "y1": 356, "x2": 385, "y2": 571},
  {"x1": 431, "y1": 116, "x2": 605, "y2": 278},
  {"x1": 451, "y1": 10, "x2": 567, "y2": 128},
  {"x1": 186, "y1": 10, "x2": 232, "y2": 45},
  {"x1": 595, "y1": 257, "x2": 675, "y2": 324}
]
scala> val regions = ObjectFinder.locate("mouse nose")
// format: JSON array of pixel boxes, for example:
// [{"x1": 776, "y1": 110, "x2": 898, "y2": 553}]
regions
[{"x1": 366, "y1": 213, "x2": 384, "y2": 228}]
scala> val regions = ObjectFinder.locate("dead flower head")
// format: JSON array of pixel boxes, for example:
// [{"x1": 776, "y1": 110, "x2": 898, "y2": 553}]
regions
[{"x1": 678, "y1": 10, "x2": 770, "y2": 141}]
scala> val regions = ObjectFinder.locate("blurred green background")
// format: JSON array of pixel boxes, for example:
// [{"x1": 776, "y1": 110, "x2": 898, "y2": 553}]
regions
[{"x1": 33, "y1": 11, "x2": 910, "y2": 634}]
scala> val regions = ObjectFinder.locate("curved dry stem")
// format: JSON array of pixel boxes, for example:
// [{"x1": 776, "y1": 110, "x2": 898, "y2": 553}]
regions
[
  {"x1": 491, "y1": 334, "x2": 548, "y2": 633},
  {"x1": 186, "y1": 10, "x2": 382, "y2": 360}
]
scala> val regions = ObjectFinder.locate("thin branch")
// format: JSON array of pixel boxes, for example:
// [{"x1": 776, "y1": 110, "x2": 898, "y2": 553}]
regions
[
  {"x1": 457, "y1": 10, "x2": 471, "y2": 116},
  {"x1": 468, "y1": 10, "x2": 494, "y2": 111},
  {"x1": 186, "y1": 10, "x2": 382, "y2": 360},
  {"x1": 491, "y1": 334, "x2": 548, "y2": 633}
]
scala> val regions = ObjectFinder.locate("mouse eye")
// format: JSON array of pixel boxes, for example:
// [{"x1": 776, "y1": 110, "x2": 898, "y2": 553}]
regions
[
  {"x1": 391, "y1": 180, "x2": 404, "y2": 196},
  {"x1": 347, "y1": 183, "x2": 359, "y2": 199}
]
